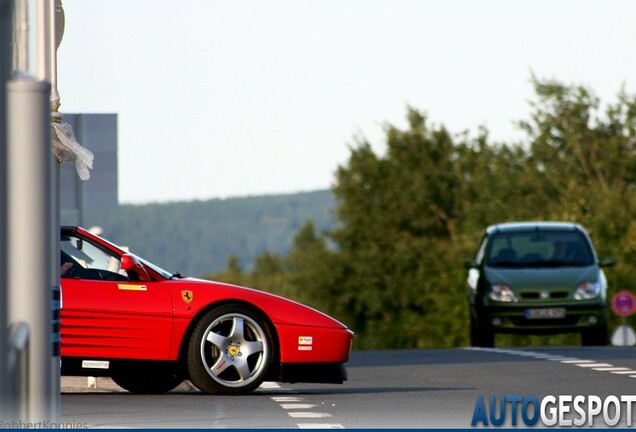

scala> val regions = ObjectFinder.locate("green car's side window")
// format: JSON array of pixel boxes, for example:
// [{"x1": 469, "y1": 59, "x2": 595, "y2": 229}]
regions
[{"x1": 475, "y1": 235, "x2": 489, "y2": 265}]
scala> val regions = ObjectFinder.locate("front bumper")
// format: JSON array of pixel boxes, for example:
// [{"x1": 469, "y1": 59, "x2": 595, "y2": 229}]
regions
[
  {"x1": 277, "y1": 362, "x2": 348, "y2": 384},
  {"x1": 275, "y1": 324, "x2": 354, "y2": 363},
  {"x1": 481, "y1": 303, "x2": 607, "y2": 334}
]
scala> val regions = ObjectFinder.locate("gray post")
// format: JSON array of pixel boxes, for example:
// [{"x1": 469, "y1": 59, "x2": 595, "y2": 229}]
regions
[
  {"x1": 49, "y1": 138, "x2": 61, "y2": 422},
  {"x1": 0, "y1": 0, "x2": 13, "y2": 418},
  {"x1": 49, "y1": 0, "x2": 62, "y2": 420},
  {"x1": 7, "y1": 79, "x2": 53, "y2": 423}
]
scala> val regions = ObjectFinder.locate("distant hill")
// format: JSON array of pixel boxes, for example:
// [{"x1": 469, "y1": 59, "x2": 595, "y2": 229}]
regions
[{"x1": 61, "y1": 189, "x2": 336, "y2": 277}]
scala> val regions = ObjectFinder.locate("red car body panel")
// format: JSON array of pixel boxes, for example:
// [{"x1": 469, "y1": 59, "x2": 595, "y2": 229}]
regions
[
  {"x1": 61, "y1": 279, "x2": 174, "y2": 360},
  {"x1": 60, "y1": 227, "x2": 353, "y2": 369},
  {"x1": 164, "y1": 279, "x2": 352, "y2": 363}
]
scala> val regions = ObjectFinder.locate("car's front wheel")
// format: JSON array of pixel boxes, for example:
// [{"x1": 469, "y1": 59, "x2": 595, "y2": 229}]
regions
[
  {"x1": 581, "y1": 324, "x2": 608, "y2": 346},
  {"x1": 470, "y1": 312, "x2": 495, "y2": 347},
  {"x1": 187, "y1": 304, "x2": 275, "y2": 395},
  {"x1": 111, "y1": 373, "x2": 183, "y2": 394}
]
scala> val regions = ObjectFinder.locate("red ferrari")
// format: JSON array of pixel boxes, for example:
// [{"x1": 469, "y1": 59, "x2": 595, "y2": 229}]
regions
[{"x1": 60, "y1": 226, "x2": 353, "y2": 394}]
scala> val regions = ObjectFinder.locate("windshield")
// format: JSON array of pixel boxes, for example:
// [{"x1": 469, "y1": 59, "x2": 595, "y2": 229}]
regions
[
  {"x1": 486, "y1": 230, "x2": 594, "y2": 268},
  {"x1": 138, "y1": 256, "x2": 173, "y2": 279}
]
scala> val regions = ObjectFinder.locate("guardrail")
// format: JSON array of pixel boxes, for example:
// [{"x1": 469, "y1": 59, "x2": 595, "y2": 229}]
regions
[{"x1": 7, "y1": 322, "x2": 29, "y2": 421}]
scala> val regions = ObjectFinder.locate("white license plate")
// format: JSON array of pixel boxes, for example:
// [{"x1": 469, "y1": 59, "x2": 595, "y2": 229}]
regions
[{"x1": 524, "y1": 308, "x2": 566, "y2": 319}]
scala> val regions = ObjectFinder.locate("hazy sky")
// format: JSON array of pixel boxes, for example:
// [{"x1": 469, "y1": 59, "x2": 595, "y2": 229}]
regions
[{"x1": 56, "y1": 0, "x2": 636, "y2": 204}]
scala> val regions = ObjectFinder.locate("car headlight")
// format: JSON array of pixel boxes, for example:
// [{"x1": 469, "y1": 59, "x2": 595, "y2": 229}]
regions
[
  {"x1": 489, "y1": 284, "x2": 518, "y2": 302},
  {"x1": 574, "y1": 282, "x2": 601, "y2": 300}
]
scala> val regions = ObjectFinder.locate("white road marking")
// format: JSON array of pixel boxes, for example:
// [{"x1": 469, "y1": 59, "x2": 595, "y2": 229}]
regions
[
  {"x1": 288, "y1": 412, "x2": 333, "y2": 419},
  {"x1": 463, "y1": 347, "x2": 636, "y2": 383},
  {"x1": 281, "y1": 403, "x2": 318, "y2": 410},
  {"x1": 593, "y1": 367, "x2": 629, "y2": 372},
  {"x1": 272, "y1": 396, "x2": 304, "y2": 402},
  {"x1": 575, "y1": 363, "x2": 613, "y2": 368},
  {"x1": 271, "y1": 391, "x2": 343, "y2": 428}
]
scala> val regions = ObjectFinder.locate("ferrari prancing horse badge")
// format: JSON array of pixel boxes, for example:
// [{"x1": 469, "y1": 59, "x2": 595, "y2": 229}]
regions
[{"x1": 181, "y1": 290, "x2": 193, "y2": 304}]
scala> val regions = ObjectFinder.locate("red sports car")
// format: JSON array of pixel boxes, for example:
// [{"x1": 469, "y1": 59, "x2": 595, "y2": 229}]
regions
[{"x1": 60, "y1": 226, "x2": 353, "y2": 394}]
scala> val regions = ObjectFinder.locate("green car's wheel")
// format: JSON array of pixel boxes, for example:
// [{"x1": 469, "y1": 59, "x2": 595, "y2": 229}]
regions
[
  {"x1": 581, "y1": 324, "x2": 608, "y2": 346},
  {"x1": 470, "y1": 312, "x2": 495, "y2": 348}
]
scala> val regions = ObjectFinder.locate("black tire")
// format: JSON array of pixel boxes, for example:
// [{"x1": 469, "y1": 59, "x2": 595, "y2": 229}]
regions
[
  {"x1": 111, "y1": 373, "x2": 183, "y2": 394},
  {"x1": 470, "y1": 312, "x2": 495, "y2": 348},
  {"x1": 581, "y1": 324, "x2": 608, "y2": 346},
  {"x1": 187, "y1": 304, "x2": 274, "y2": 395}
]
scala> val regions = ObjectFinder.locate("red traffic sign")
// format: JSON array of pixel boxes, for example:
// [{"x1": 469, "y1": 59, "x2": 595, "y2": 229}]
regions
[{"x1": 612, "y1": 291, "x2": 636, "y2": 317}]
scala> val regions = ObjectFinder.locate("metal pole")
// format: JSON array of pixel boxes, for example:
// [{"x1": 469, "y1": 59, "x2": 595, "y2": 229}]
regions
[
  {"x1": 36, "y1": 0, "x2": 51, "y2": 82},
  {"x1": 49, "y1": 159, "x2": 61, "y2": 422},
  {"x1": 7, "y1": 78, "x2": 53, "y2": 423},
  {"x1": 48, "y1": 0, "x2": 62, "y2": 422},
  {"x1": 0, "y1": 0, "x2": 14, "y2": 419},
  {"x1": 49, "y1": 157, "x2": 61, "y2": 422}
]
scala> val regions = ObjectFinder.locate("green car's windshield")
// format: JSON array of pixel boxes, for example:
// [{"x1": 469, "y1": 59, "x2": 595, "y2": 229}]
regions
[{"x1": 487, "y1": 231, "x2": 594, "y2": 268}]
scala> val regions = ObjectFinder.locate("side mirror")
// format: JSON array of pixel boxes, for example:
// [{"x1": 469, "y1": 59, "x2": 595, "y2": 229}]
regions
[
  {"x1": 464, "y1": 260, "x2": 477, "y2": 269},
  {"x1": 599, "y1": 256, "x2": 617, "y2": 268},
  {"x1": 121, "y1": 253, "x2": 152, "y2": 281}
]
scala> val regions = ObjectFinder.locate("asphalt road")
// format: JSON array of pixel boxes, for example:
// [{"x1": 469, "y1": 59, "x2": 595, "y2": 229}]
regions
[{"x1": 61, "y1": 346, "x2": 636, "y2": 428}]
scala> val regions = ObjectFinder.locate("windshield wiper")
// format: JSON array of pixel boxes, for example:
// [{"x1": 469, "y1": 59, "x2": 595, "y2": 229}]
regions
[
  {"x1": 523, "y1": 260, "x2": 554, "y2": 267},
  {"x1": 490, "y1": 261, "x2": 521, "y2": 268},
  {"x1": 170, "y1": 272, "x2": 184, "y2": 279}
]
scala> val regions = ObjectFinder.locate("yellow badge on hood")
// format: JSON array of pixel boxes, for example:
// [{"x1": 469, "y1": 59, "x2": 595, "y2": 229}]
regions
[{"x1": 181, "y1": 290, "x2": 194, "y2": 303}]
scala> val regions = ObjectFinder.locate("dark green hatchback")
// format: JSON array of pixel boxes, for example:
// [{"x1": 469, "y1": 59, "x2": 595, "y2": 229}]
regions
[{"x1": 465, "y1": 222, "x2": 615, "y2": 347}]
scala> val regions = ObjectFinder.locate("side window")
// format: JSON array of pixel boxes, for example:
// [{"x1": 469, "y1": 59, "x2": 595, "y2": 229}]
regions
[
  {"x1": 475, "y1": 235, "x2": 489, "y2": 265},
  {"x1": 61, "y1": 235, "x2": 128, "y2": 281}
]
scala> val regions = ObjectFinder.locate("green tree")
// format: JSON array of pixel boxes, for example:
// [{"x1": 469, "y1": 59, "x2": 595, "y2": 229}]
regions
[
  {"x1": 202, "y1": 255, "x2": 249, "y2": 286},
  {"x1": 286, "y1": 221, "x2": 344, "y2": 315},
  {"x1": 327, "y1": 110, "x2": 470, "y2": 348},
  {"x1": 208, "y1": 78, "x2": 636, "y2": 348},
  {"x1": 519, "y1": 79, "x2": 636, "y2": 333}
]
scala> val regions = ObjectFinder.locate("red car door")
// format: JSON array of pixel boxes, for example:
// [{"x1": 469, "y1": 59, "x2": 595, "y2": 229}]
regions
[
  {"x1": 59, "y1": 229, "x2": 174, "y2": 361},
  {"x1": 61, "y1": 278, "x2": 174, "y2": 360}
]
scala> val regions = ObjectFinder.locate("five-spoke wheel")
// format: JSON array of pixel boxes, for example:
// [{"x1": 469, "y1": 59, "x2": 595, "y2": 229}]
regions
[{"x1": 187, "y1": 304, "x2": 274, "y2": 394}]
